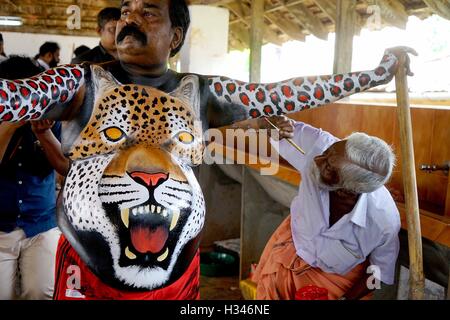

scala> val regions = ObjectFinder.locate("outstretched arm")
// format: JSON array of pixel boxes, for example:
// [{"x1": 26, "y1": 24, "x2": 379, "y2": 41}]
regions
[
  {"x1": 206, "y1": 47, "x2": 416, "y2": 125},
  {"x1": 0, "y1": 64, "x2": 85, "y2": 122}
]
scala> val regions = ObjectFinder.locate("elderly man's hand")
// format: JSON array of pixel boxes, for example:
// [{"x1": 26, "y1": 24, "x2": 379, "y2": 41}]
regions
[
  {"x1": 259, "y1": 115, "x2": 295, "y2": 140},
  {"x1": 384, "y1": 46, "x2": 418, "y2": 77}
]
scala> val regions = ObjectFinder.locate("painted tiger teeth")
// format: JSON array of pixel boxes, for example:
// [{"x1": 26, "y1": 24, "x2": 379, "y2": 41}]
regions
[
  {"x1": 130, "y1": 205, "x2": 176, "y2": 219},
  {"x1": 121, "y1": 208, "x2": 129, "y2": 228},
  {"x1": 125, "y1": 246, "x2": 136, "y2": 260},
  {"x1": 157, "y1": 248, "x2": 169, "y2": 262},
  {"x1": 170, "y1": 209, "x2": 180, "y2": 231}
]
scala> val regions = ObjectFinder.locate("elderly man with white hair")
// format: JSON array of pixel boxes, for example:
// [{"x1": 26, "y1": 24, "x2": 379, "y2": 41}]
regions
[{"x1": 252, "y1": 116, "x2": 401, "y2": 300}]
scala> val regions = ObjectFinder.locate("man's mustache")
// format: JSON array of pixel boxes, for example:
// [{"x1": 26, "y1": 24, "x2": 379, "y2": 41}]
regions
[{"x1": 116, "y1": 25, "x2": 148, "y2": 45}]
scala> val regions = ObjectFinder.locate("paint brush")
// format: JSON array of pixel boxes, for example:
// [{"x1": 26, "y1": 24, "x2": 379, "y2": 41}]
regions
[{"x1": 264, "y1": 117, "x2": 306, "y2": 155}]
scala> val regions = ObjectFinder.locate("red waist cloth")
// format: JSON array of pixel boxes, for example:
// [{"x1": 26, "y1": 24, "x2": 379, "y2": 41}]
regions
[{"x1": 53, "y1": 235, "x2": 200, "y2": 300}]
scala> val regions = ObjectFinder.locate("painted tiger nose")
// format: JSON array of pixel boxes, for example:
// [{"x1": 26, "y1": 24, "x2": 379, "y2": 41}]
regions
[{"x1": 130, "y1": 172, "x2": 168, "y2": 187}]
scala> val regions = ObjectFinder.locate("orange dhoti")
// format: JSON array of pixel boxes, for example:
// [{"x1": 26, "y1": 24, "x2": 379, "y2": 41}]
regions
[{"x1": 253, "y1": 216, "x2": 371, "y2": 300}]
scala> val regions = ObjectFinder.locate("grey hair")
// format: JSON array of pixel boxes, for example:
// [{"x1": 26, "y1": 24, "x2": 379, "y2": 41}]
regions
[{"x1": 340, "y1": 132, "x2": 395, "y2": 193}]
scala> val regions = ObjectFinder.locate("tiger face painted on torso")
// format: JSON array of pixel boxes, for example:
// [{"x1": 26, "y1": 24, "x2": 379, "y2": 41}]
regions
[{"x1": 59, "y1": 65, "x2": 205, "y2": 290}]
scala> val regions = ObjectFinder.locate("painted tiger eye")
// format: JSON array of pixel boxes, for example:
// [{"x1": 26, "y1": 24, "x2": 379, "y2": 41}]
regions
[
  {"x1": 104, "y1": 127, "x2": 125, "y2": 142},
  {"x1": 177, "y1": 132, "x2": 194, "y2": 144}
]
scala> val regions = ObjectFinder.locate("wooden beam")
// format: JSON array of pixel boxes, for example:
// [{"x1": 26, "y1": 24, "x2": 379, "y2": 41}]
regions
[
  {"x1": 423, "y1": 0, "x2": 450, "y2": 20},
  {"x1": 227, "y1": 2, "x2": 283, "y2": 47},
  {"x1": 395, "y1": 51, "x2": 425, "y2": 300},
  {"x1": 228, "y1": 0, "x2": 306, "y2": 21},
  {"x1": 312, "y1": 0, "x2": 337, "y2": 23},
  {"x1": 227, "y1": 0, "x2": 322, "y2": 45},
  {"x1": 265, "y1": 11, "x2": 305, "y2": 42},
  {"x1": 1, "y1": 0, "x2": 19, "y2": 10},
  {"x1": 265, "y1": 0, "x2": 308, "y2": 42},
  {"x1": 0, "y1": 25, "x2": 98, "y2": 37},
  {"x1": 290, "y1": 3, "x2": 328, "y2": 40},
  {"x1": 230, "y1": 24, "x2": 250, "y2": 49},
  {"x1": 199, "y1": 0, "x2": 307, "y2": 13},
  {"x1": 333, "y1": 0, "x2": 356, "y2": 73},
  {"x1": 191, "y1": 0, "x2": 235, "y2": 5},
  {"x1": 377, "y1": 0, "x2": 409, "y2": 29},
  {"x1": 0, "y1": 0, "x2": 119, "y2": 14},
  {"x1": 250, "y1": 0, "x2": 264, "y2": 82}
]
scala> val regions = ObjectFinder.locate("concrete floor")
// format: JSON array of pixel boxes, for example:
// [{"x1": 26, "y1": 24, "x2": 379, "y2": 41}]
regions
[
  {"x1": 200, "y1": 275, "x2": 244, "y2": 300},
  {"x1": 199, "y1": 268, "x2": 448, "y2": 300},
  {"x1": 199, "y1": 242, "x2": 244, "y2": 300}
]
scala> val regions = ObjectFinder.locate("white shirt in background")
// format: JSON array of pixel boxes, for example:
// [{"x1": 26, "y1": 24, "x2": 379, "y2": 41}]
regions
[{"x1": 37, "y1": 58, "x2": 50, "y2": 70}]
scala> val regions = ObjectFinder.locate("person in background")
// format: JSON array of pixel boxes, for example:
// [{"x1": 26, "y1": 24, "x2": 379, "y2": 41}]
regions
[
  {"x1": 35, "y1": 42, "x2": 60, "y2": 70},
  {"x1": 0, "y1": 56, "x2": 69, "y2": 300},
  {"x1": 71, "y1": 7, "x2": 120, "y2": 64},
  {"x1": 0, "y1": 33, "x2": 7, "y2": 62},
  {"x1": 251, "y1": 116, "x2": 401, "y2": 300},
  {"x1": 73, "y1": 45, "x2": 91, "y2": 59}
]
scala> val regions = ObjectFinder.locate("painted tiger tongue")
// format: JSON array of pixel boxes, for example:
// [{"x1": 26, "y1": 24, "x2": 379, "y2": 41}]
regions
[{"x1": 130, "y1": 226, "x2": 168, "y2": 254}]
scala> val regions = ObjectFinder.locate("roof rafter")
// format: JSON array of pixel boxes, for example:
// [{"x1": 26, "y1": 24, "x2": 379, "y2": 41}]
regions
[
  {"x1": 423, "y1": 0, "x2": 450, "y2": 20},
  {"x1": 376, "y1": 0, "x2": 409, "y2": 29},
  {"x1": 290, "y1": 2, "x2": 328, "y2": 40}
]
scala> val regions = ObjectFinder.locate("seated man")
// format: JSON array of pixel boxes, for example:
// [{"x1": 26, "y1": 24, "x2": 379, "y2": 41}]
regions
[{"x1": 253, "y1": 116, "x2": 401, "y2": 300}]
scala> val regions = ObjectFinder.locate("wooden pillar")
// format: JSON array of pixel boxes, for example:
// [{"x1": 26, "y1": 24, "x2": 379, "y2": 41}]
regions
[
  {"x1": 395, "y1": 53, "x2": 425, "y2": 300},
  {"x1": 250, "y1": 0, "x2": 264, "y2": 82},
  {"x1": 445, "y1": 176, "x2": 450, "y2": 217},
  {"x1": 333, "y1": 0, "x2": 356, "y2": 73}
]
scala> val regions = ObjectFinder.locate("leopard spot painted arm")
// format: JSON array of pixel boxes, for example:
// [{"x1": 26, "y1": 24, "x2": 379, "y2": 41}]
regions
[
  {"x1": 207, "y1": 51, "x2": 398, "y2": 119},
  {"x1": 0, "y1": 64, "x2": 85, "y2": 122}
]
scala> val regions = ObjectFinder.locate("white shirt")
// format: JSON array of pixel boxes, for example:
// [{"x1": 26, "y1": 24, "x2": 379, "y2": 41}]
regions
[
  {"x1": 271, "y1": 121, "x2": 401, "y2": 284},
  {"x1": 37, "y1": 58, "x2": 50, "y2": 70}
]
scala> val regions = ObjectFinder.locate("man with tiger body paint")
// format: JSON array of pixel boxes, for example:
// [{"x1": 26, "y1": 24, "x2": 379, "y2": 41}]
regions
[{"x1": 0, "y1": 0, "x2": 416, "y2": 299}]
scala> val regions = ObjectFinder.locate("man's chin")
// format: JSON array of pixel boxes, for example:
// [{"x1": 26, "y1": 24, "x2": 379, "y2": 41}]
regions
[{"x1": 117, "y1": 45, "x2": 147, "y2": 61}]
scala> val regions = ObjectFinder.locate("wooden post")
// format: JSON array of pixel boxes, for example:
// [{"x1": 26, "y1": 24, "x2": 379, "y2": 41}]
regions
[
  {"x1": 445, "y1": 175, "x2": 450, "y2": 217},
  {"x1": 333, "y1": 0, "x2": 356, "y2": 73},
  {"x1": 395, "y1": 53, "x2": 425, "y2": 300},
  {"x1": 250, "y1": 0, "x2": 264, "y2": 82}
]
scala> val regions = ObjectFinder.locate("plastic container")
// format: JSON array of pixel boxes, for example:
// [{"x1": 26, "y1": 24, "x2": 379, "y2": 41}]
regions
[{"x1": 200, "y1": 251, "x2": 239, "y2": 277}]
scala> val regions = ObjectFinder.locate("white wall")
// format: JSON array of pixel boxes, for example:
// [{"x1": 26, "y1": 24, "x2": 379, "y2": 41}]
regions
[
  {"x1": 179, "y1": 5, "x2": 229, "y2": 75},
  {"x1": 1, "y1": 31, "x2": 100, "y2": 64}
]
